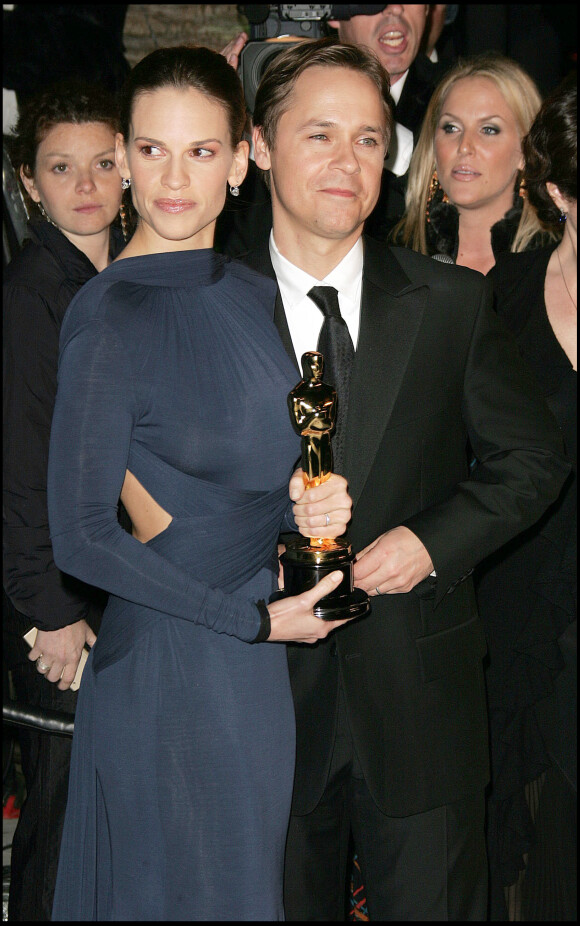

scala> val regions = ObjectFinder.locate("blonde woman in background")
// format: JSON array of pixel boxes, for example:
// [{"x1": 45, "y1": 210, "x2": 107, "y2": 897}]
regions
[{"x1": 391, "y1": 53, "x2": 556, "y2": 274}]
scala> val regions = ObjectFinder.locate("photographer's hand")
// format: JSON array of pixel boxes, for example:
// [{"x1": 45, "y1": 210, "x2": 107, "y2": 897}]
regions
[{"x1": 220, "y1": 31, "x2": 248, "y2": 70}]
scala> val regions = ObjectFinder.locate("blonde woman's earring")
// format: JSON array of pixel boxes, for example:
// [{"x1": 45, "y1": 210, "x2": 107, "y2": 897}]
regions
[
  {"x1": 229, "y1": 185, "x2": 240, "y2": 197},
  {"x1": 121, "y1": 177, "x2": 131, "y2": 191},
  {"x1": 426, "y1": 169, "x2": 448, "y2": 223}
]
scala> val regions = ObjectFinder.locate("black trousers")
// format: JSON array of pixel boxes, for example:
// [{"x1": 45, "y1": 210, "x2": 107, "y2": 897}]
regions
[
  {"x1": 4, "y1": 599, "x2": 77, "y2": 922},
  {"x1": 283, "y1": 682, "x2": 488, "y2": 921}
]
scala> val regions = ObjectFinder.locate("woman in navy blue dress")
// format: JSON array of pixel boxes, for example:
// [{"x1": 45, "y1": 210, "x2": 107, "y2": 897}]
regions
[{"x1": 47, "y1": 46, "x2": 353, "y2": 921}]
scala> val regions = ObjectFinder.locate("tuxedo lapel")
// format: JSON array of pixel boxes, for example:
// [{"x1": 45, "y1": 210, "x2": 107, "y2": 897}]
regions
[
  {"x1": 274, "y1": 291, "x2": 300, "y2": 371},
  {"x1": 343, "y1": 239, "x2": 428, "y2": 506},
  {"x1": 239, "y1": 242, "x2": 300, "y2": 372}
]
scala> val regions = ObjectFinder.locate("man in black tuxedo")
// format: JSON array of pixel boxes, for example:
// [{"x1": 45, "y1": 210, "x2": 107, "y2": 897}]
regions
[{"x1": 240, "y1": 38, "x2": 569, "y2": 921}]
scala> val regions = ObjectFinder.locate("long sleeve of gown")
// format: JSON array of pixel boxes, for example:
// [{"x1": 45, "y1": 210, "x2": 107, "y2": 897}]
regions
[{"x1": 47, "y1": 304, "x2": 264, "y2": 644}]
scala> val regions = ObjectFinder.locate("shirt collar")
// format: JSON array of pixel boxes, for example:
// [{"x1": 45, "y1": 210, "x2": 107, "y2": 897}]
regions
[
  {"x1": 269, "y1": 232, "x2": 364, "y2": 311},
  {"x1": 389, "y1": 69, "x2": 409, "y2": 105}
]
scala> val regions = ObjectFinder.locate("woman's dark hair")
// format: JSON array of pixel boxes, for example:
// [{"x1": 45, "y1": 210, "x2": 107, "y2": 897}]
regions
[
  {"x1": 523, "y1": 73, "x2": 577, "y2": 228},
  {"x1": 118, "y1": 45, "x2": 246, "y2": 148},
  {"x1": 9, "y1": 81, "x2": 121, "y2": 179}
]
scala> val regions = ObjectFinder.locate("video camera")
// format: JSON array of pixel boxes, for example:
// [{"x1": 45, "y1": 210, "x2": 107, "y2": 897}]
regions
[{"x1": 238, "y1": 5, "x2": 386, "y2": 114}]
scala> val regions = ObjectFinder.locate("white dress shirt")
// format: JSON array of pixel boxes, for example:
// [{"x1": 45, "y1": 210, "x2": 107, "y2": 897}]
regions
[
  {"x1": 384, "y1": 69, "x2": 414, "y2": 177},
  {"x1": 269, "y1": 233, "x2": 364, "y2": 369}
]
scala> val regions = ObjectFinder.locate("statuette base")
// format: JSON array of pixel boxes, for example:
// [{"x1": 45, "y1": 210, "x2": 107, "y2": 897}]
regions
[{"x1": 272, "y1": 536, "x2": 370, "y2": 621}]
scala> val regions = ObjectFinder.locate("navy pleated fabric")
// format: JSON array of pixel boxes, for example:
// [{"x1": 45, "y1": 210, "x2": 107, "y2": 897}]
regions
[{"x1": 48, "y1": 250, "x2": 300, "y2": 920}]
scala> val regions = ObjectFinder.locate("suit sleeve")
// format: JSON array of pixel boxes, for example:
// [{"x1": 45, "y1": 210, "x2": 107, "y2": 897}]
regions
[
  {"x1": 47, "y1": 307, "x2": 262, "y2": 643},
  {"x1": 403, "y1": 276, "x2": 571, "y2": 606},
  {"x1": 3, "y1": 281, "x2": 103, "y2": 630}
]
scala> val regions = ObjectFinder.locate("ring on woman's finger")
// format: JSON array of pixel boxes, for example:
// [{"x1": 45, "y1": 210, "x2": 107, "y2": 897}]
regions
[
  {"x1": 325, "y1": 513, "x2": 330, "y2": 527},
  {"x1": 36, "y1": 657, "x2": 51, "y2": 673},
  {"x1": 375, "y1": 586, "x2": 382, "y2": 596}
]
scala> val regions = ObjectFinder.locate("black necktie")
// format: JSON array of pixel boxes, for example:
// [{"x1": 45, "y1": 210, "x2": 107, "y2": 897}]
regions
[{"x1": 308, "y1": 285, "x2": 355, "y2": 474}]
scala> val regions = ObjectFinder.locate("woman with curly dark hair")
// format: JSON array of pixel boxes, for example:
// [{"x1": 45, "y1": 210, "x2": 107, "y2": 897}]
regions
[
  {"x1": 3, "y1": 81, "x2": 125, "y2": 922},
  {"x1": 476, "y1": 73, "x2": 576, "y2": 921}
]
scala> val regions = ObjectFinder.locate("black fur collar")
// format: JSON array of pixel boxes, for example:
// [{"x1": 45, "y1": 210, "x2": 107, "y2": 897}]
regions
[{"x1": 426, "y1": 188, "x2": 525, "y2": 261}]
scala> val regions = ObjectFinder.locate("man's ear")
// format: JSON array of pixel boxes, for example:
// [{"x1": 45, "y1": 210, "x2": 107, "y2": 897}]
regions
[{"x1": 253, "y1": 126, "x2": 272, "y2": 171}]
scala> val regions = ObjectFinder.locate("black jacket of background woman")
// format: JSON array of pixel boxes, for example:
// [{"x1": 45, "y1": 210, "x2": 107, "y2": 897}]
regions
[
  {"x1": 425, "y1": 189, "x2": 553, "y2": 263},
  {"x1": 3, "y1": 221, "x2": 124, "y2": 632}
]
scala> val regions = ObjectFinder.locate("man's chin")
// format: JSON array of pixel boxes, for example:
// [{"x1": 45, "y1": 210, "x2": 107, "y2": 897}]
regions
[
  {"x1": 313, "y1": 223, "x2": 365, "y2": 242},
  {"x1": 313, "y1": 211, "x2": 369, "y2": 241},
  {"x1": 376, "y1": 54, "x2": 411, "y2": 82}
]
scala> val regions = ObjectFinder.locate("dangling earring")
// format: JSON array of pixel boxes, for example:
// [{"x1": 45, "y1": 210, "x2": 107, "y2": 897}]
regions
[
  {"x1": 38, "y1": 202, "x2": 57, "y2": 227},
  {"x1": 518, "y1": 174, "x2": 526, "y2": 199},
  {"x1": 426, "y1": 169, "x2": 448, "y2": 223},
  {"x1": 121, "y1": 177, "x2": 131, "y2": 190},
  {"x1": 119, "y1": 200, "x2": 130, "y2": 242},
  {"x1": 229, "y1": 184, "x2": 240, "y2": 197},
  {"x1": 559, "y1": 208, "x2": 567, "y2": 223}
]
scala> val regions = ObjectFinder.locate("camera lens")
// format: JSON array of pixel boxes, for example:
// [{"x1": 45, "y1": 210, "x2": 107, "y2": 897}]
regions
[{"x1": 240, "y1": 42, "x2": 298, "y2": 114}]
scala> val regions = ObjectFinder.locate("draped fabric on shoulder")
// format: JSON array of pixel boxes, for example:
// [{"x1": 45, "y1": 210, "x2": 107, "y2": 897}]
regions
[{"x1": 49, "y1": 249, "x2": 301, "y2": 921}]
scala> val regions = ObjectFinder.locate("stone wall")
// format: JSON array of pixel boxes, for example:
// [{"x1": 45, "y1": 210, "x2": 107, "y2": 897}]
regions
[{"x1": 123, "y1": 5, "x2": 248, "y2": 66}]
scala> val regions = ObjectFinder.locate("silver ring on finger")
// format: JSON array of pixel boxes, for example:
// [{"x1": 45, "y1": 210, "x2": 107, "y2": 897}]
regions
[
  {"x1": 37, "y1": 657, "x2": 51, "y2": 673},
  {"x1": 325, "y1": 513, "x2": 330, "y2": 527},
  {"x1": 375, "y1": 586, "x2": 382, "y2": 596}
]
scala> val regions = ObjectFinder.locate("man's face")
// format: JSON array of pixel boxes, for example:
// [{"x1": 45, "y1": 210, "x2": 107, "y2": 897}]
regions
[
  {"x1": 254, "y1": 67, "x2": 387, "y2": 250},
  {"x1": 332, "y1": 5, "x2": 429, "y2": 84}
]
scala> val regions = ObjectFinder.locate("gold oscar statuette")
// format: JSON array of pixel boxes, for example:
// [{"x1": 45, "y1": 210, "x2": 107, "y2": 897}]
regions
[{"x1": 273, "y1": 352, "x2": 370, "y2": 621}]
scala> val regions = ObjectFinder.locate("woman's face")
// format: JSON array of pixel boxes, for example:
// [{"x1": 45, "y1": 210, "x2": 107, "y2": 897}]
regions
[
  {"x1": 434, "y1": 76, "x2": 525, "y2": 214},
  {"x1": 21, "y1": 122, "x2": 122, "y2": 237},
  {"x1": 116, "y1": 86, "x2": 248, "y2": 252}
]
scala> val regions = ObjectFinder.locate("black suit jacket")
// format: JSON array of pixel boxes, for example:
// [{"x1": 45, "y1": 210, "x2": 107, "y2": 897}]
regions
[
  {"x1": 396, "y1": 53, "x2": 446, "y2": 140},
  {"x1": 241, "y1": 236, "x2": 569, "y2": 817}
]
